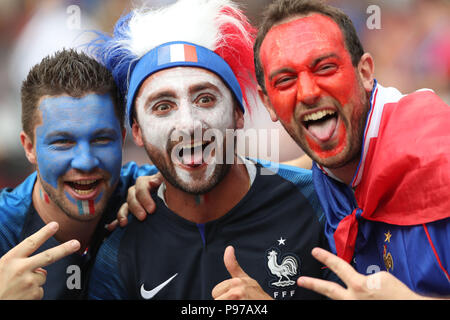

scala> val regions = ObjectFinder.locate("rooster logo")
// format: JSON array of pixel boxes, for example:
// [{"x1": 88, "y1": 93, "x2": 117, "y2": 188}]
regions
[{"x1": 267, "y1": 249, "x2": 299, "y2": 287}]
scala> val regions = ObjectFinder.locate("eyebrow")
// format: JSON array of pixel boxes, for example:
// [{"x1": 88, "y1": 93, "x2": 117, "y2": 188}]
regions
[
  {"x1": 142, "y1": 90, "x2": 177, "y2": 107},
  {"x1": 188, "y1": 82, "x2": 221, "y2": 95},
  {"x1": 92, "y1": 128, "x2": 119, "y2": 137},
  {"x1": 268, "y1": 53, "x2": 339, "y2": 81},
  {"x1": 310, "y1": 53, "x2": 339, "y2": 68},
  {"x1": 45, "y1": 128, "x2": 119, "y2": 140}
]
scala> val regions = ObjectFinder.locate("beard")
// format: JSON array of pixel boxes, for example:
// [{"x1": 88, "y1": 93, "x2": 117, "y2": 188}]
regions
[
  {"x1": 291, "y1": 85, "x2": 371, "y2": 170},
  {"x1": 142, "y1": 139, "x2": 232, "y2": 195}
]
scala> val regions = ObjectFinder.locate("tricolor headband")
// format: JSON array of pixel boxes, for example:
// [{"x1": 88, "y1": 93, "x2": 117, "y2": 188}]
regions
[{"x1": 126, "y1": 41, "x2": 245, "y2": 127}]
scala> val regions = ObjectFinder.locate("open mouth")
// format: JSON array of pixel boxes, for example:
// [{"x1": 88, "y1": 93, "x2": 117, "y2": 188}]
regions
[
  {"x1": 175, "y1": 139, "x2": 215, "y2": 169},
  {"x1": 301, "y1": 109, "x2": 338, "y2": 142},
  {"x1": 65, "y1": 179, "x2": 101, "y2": 196}
]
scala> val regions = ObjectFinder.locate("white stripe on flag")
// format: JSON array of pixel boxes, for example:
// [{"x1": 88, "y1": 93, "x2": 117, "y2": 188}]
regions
[
  {"x1": 170, "y1": 44, "x2": 185, "y2": 62},
  {"x1": 82, "y1": 200, "x2": 89, "y2": 215}
]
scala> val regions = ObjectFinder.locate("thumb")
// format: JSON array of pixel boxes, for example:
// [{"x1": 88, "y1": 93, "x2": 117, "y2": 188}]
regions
[{"x1": 224, "y1": 246, "x2": 248, "y2": 278}]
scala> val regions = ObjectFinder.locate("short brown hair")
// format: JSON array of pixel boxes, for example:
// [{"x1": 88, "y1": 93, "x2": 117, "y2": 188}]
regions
[
  {"x1": 254, "y1": 0, "x2": 365, "y2": 93},
  {"x1": 21, "y1": 49, "x2": 124, "y2": 140}
]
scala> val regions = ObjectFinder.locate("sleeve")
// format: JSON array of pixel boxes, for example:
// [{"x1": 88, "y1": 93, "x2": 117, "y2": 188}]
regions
[
  {"x1": 88, "y1": 228, "x2": 129, "y2": 300},
  {"x1": 256, "y1": 159, "x2": 325, "y2": 222},
  {"x1": 121, "y1": 161, "x2": 159, "y2": 182},
  {"x1": 0, "y1": 174, "x2": 36, "y2": 256}
]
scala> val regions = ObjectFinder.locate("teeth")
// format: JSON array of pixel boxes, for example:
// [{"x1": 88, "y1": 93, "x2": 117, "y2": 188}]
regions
[
  {"x1": 303, "y1": 110, "x2": 335, "y2": 122},
  {"x1": 74, "y1": 189, "x2": 94, "y2": 195},
  {"x1": 74, "y1": 179, "x2": 97, "y2": 185},
  {"x1": 181, "y1": 141, "x2": 208, "y2": 151}
]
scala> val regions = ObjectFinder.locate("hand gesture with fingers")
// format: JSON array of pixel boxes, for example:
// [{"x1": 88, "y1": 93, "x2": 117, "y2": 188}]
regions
[
  {"x1": 106, "y1": 173, "x2": 163, "y2": 231},
  {"x1": 297, "y1": 247, "x2": 424, "y2": 300},
  {"x1": 212, "y1": 246, "x2": 272, "y2": 300},
  {"x1": 0, "y1": 222, "x2": 80, "y2": 300}
]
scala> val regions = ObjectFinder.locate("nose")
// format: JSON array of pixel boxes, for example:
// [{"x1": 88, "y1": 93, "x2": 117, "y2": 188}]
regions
[
  {"x1": 71, "y1": 142, "x2": 100, "y2": 172},
  {"x1": 296, "y1": 72, "x2": 321, "y2": 106},
  {"x1": 174, "y1": 100, "x2": 204, "y2": 137}
]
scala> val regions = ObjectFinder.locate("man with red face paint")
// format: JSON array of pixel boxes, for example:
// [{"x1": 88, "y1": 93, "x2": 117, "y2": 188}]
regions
[{"x1": 254, "y1": 0, "x2": 450, "y2": 299}]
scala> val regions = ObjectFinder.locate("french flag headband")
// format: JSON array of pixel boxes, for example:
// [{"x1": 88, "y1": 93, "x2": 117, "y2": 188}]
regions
[{"x1": 126, "y1": 41, "x2": 245, "y2": 127}]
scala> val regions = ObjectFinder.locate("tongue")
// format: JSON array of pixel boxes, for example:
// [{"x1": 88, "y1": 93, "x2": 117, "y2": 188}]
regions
[{"x1": 307, "y1": 117, "x2": 337, "y2": 142}]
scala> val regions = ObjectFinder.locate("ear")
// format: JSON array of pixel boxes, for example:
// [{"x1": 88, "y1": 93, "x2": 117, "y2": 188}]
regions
[
  {"x1": 258, "y1": 85, "x2": 278, "y2": 122},
  {"x1": 131, "y1": 119, "x2": 144, "y2": 147},
  {"x1": 20, "y1": 131, "x2": 37, "y2": 164},
  {"x1": 234, "y1": 106, "x2": 245, "y2": 130},
  {"x1": 357, "y1": 53, "x2": 375, "y2": 93}
]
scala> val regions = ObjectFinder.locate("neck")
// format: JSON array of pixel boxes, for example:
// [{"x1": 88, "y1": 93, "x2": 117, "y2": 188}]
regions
[
  {"x1": 327, "y1": 157, "x2": 360, "y2": 186},
  {"x1": 163, "y1": 160, "x2": 250, "y2": 224},
  {"x1": 32, "y1": 179, "x2": 102, "y2": 253}
]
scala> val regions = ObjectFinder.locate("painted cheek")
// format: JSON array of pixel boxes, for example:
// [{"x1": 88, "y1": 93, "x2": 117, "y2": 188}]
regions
[
  {"x1": 94, "y1": 142, "x2": 122, "y2": 187},
  {"x1": 265, "y1": 84, "x2": 297, "y2": 124},
  {"x1": 35, "y1": 139, "x2": 72, "y2": 189}
]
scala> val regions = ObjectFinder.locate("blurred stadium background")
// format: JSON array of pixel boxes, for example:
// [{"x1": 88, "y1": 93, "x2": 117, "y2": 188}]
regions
[{"x1": 0, "y1": 0, "x2": 449, "y2": 188}]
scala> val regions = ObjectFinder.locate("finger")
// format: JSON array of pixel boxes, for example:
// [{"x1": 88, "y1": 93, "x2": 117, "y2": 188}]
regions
[
  {"x1": 224, "y1": 246, "x2": 248, "y2": 278},
  {"x1": 8, "y1": 222, "x2": 59, "y2": 258},
  {"x1": 135, "y1": 177, "x2": 160, "y2": 214},
  {"x1": 105, "y1": 219, "x2": 119, "y2": 232},
  {"x1": 117, "y1": 202, "x2": 131, "y2": 226},
  {"x1": 212, "y1": 278, "x2": 238, "y2": 299},
  {"x1": 28, "y1": 239, "x2": 80, "y2": 269},
  {"x1": 311, "y1": 247, "x2": 363, "y2": 287},
  {"x1": 211, "y1": 278, "x2": 243, "y2": 299},
  {"x1": 127, "y1": 187, "x2": 147, "y2": 220},
  {"x1": 297, "y1": 276, "x2": 348, "y2": 300},
  {"x1": 34, "y1": 267, "x2": 48, "y2": 286}
]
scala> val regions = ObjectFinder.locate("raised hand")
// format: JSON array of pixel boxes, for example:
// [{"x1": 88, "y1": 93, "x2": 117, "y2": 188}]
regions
[
  {"x1": 297, "y1": 247, "x2": 424, "y2": 300},
  {"x1": 0, "y1": 222, "x2": 80, "y2": 300},
  {"x1": 212, "y1": 246, "x2": 272, "y2": 300}
]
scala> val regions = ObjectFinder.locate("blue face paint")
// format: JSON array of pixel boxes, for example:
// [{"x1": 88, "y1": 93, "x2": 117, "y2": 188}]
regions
[{"x1": 35, "y1": 94, "x2": 122, "y2": 192}]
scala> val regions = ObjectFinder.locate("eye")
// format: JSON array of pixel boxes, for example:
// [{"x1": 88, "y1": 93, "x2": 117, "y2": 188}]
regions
[
  {"x1": 273, "y1": 75, "x2": 296, "y2": 89},
  {"x1": 92, "y1": 137, "x2": 113, "y2": 145},
  {"x1": 315, "y1": 63, "x2": 337, "y2": 75},
  {"x1": 50, "y1": 139, "x2": 75, "y2": 149},
  {"x1": 195, "y1": 94, "x2": 216, "y2": 108},
  {"x1": 153, "y1": 101, "x2": 175, "y2": 115}
]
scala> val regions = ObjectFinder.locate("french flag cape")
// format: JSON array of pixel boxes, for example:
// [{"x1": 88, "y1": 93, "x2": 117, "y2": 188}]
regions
[{"x1": 312, "y1": 81, "x2": 450, "y2": 269}]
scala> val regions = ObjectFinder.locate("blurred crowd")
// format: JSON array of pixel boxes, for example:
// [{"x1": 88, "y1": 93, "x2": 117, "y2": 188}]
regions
[{"x1": 0, "y1": 0, "x2": 449, "y2": 188}]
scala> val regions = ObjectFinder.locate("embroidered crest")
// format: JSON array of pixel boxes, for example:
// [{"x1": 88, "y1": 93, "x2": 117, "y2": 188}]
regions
[{"x1": 266, "y1": 248, "x2": 299, "y2": 287}]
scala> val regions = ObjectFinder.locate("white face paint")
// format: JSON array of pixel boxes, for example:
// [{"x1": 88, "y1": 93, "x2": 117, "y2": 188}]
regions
[{"x1": 134, "y1": 67, "x2": 235, "y2": 190}]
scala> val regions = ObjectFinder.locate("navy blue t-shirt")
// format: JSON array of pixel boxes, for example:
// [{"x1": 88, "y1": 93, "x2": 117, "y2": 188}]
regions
[{"x1": 89, "y1": 162, "x2": 335, "y2": 300}]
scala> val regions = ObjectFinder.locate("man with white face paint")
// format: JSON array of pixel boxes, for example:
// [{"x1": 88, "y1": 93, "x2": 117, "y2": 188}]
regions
[
  {"x1": 0, "y1": 50, "x2": 157, "y2": 299},
  {"x1": 88, "y1": 0, "x2": 336, "y2": 300},
  {"x1": 133, "y1": 66, "x2": 240, "y2": 198}
]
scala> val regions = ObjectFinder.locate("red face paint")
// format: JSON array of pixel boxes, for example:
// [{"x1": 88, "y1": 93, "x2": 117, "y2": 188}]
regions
[{"x1": 260, "y1": 14, "x2": 367, "y2": 166}]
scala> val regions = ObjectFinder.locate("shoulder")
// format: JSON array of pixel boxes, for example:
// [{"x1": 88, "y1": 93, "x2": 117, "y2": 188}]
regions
[
  {"x1": 253, "y1": 158, "x2": 324, "y2": 222},
  {"x1": 0, "y1": 172, "x2": 37, "y2": 254},
  {"x1": 112, "y1": 162, "x2": 159, "y2": 199}
]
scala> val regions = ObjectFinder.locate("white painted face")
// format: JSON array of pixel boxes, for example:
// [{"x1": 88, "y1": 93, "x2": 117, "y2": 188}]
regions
[{"x1": 133, "y1": 67, "x2": 236, "y2": 193}]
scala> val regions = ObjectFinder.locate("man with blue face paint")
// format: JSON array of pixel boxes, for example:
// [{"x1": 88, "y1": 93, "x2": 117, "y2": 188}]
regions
[{"x1": 0, "y1": 49, "x2": 157, "y2": 299}]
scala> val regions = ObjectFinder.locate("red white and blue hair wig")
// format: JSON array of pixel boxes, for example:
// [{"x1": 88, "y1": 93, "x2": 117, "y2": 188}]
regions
[{"x1": 90, "y1": 0, "x2": 257, "y2": 127}]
